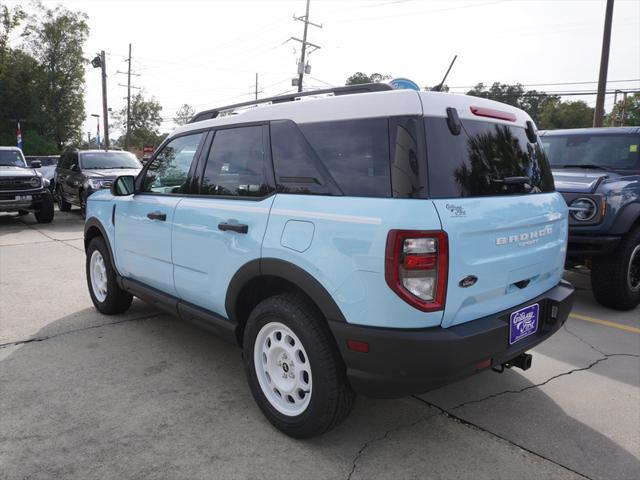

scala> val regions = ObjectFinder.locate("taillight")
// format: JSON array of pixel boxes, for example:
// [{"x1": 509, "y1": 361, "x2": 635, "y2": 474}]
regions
[{"x1": 385, "y1": 230, "x2": 448, "y2": 312}]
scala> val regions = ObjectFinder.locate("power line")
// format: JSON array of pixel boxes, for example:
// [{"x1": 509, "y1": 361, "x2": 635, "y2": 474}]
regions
[
  {"x1": 290, "y1": 0, "x2": 322, "y2": 92},
  {"x1": 447, "y1": 78, "x2": 640, "y2": 90}
]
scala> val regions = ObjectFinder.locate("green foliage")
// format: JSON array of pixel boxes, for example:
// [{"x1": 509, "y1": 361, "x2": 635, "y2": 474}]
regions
[
  {"x1": 538, "y1": 99, "x2": 594, "y2": 130},
  {"x1": 0, "y1": 1, "x2": 89, "y2": 153},
  {"x1": 608, "y1": 93, "x2": 640, "y2": 126},
  {"x1": 174, "y1": 104, "x2": 195, "y2": 126},
  {"x1": 115, "y1": 92, "x2": 164, "y2": 149},
  {"x1": 466, "y1": 82, "x2": 558, "y2": 125},
  {"x1": 345, "y1": 72, "x2": 391, "y2": 85}
]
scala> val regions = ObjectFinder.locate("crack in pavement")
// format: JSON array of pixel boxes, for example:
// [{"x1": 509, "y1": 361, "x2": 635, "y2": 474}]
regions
[
  {"x1": 346, "y1": 412, "x2": 438, "y2": 480},
  {"x1": 0, "y1": 313, "x2": 161, "y2": 350},
  {"x1": 445, "y1": 352, "x2": 638, "y2": 412},
  {"x1": 410, "y1": 395, "x2": 594, "y2": 480}
]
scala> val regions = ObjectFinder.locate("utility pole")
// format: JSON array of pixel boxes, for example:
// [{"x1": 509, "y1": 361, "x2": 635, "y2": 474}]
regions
[
  {"x1": 117, "y1": 46, "x2": 140, "y2": 150},
  {"x1": 126, "y1": 43, "x2": 132, "y2": 150},
  {"x1": 290, "y1": 0, "x2": 322, "y2": 92},
  {"x1": 620, "y1": 92, "x2": 628, "y2": 126},
  {"x1": 255, "y1": 72, "x2": 259, "y2": 100},
  {"x1": 593, "y1": 0, "x2": 615, "y2": 127}
]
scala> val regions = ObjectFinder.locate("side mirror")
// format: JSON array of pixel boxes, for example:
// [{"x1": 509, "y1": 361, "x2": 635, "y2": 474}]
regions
[
  {"x1": 111, "y1": 175, "x2": 135, "y2": 196},
  {"x1": 70, "y1": 163, "x2": 78, "y2": 171},
  {"x1": 31, "y1": 160, "x2": 42, "y2": 168}
]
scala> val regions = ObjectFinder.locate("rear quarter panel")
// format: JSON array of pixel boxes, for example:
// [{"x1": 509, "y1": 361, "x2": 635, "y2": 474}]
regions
[{"x1": 262, "y1": 194, "x2": 445, "y2": 328}]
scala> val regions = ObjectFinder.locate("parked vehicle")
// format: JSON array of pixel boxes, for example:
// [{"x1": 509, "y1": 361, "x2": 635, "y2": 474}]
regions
[
  {"x1": 55, "y1": 149, "x2": 142, "y2": 218},
  {"x1": 542, "y1": 127, "x2": 640, "y2": 310},
  {"x1": 0, "y1": 146, "x2": 54, "y2": 223},
  {"x1": 84, "y1": 84, "x2": 574, "y2": 437},
  {"x1": 26, "y1": 155, "x2": 59, "y2": 196}
]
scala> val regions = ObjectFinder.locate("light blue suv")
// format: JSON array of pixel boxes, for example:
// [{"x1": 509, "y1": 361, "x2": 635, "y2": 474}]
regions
[{"x1": 84, "y1": 84, "x2": 574, "y2": 437}]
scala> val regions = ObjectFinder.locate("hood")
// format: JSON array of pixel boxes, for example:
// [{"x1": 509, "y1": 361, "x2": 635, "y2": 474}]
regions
[
  {"x1": 84, "y1": 168, "x2": 141, "y2": 178},
  {"x1": 551, "y1": 168, "x2": 620, "y2": 193},
  {"x1": 0, "y1": 166, "x2": 39, "y2": 178}
]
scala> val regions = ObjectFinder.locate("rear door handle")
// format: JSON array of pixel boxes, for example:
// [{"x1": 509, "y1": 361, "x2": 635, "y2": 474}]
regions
[
  {"x1": 147, "y1": 211, "x2": 167, "y2": 221},
  {"x1": 218, "y1": 222, "x2": 248, "y2": 234}
]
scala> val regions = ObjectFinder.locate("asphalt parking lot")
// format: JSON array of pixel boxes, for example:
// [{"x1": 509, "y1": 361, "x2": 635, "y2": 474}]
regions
[{"x1": 1, "y1": 209, "x2": 638, "y2": 480}]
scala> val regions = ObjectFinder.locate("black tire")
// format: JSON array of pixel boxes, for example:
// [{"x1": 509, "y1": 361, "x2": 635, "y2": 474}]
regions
[
  {"x1": 591, "y1": 226, "x2": 640, "y2": 310},
  {"x1": 243, "y1": 293, "x2": 355, "y2": 438},
  {"x1": 80, "y1": 190, "x2": 87, "y2": 219},
  {"x1": 57, "y1": 185, "x2": 72, "y2": 211},
  {"x1": 86, "y1": 236, "x2": 133, "y2": 314},
  {"x1": 34, "y1": 192, "x2": 54, "y2": 223}
]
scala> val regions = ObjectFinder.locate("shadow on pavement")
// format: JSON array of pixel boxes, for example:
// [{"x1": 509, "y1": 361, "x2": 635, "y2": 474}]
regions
[{"x1": 1, "y1": 306, "x2": 638, "y2": 479}]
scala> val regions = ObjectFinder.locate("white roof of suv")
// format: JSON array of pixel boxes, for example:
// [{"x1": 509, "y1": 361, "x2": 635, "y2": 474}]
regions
[{"x1": 173, "y1": 88, "x2": 532, "y2": 139}]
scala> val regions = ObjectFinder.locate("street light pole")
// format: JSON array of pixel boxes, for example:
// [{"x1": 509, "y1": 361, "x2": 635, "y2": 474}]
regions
[{"x1": 100, "y1": 51, "x2": 110, "y2": 149}]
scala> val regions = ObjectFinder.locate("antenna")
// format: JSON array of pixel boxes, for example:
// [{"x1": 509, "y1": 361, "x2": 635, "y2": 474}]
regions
[{"x1": 432, "y1": 55, "x2": 458, "y2": 92}]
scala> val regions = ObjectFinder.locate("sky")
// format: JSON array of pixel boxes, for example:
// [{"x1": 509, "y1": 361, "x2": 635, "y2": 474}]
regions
[{"x1": 8, "y1": 0, "x2": 640, "y2": 138}]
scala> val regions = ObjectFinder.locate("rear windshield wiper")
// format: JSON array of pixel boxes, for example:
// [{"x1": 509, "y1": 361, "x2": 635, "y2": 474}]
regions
[
  {"x1": 490, "y1": 176, "x2": 531, "y2": 185},
  {"x1": 559, "y1": 164, "x2": 613, "y2": 172}
]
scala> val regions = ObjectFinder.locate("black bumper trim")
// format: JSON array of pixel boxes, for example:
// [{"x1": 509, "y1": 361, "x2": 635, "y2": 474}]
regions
[
  {"x1": 567, "y1": 234, "x2": 621, "y2": 257},
  {"x1": 328, "y1": 280, "x2": 575, "y2": 398}
]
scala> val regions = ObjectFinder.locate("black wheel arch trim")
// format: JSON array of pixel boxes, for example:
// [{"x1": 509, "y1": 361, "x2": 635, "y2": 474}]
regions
[
  {"x1": 225, "y1": 258, "x2": 347, "y2": 325},
  {"x1": 611, "y1": 202, "x2": 640, "y2": 235},
  {"x1": 84, "y1": 217, "x2": 120, "y2": 277}
]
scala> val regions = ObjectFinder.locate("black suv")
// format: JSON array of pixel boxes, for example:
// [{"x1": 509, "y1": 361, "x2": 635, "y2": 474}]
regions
[
  {"x1": 0, "y1": 146, "x2": 54, "y2": 223},
  {"x1": 55, "y1": 149, "x2": 142, "y2": 217}
]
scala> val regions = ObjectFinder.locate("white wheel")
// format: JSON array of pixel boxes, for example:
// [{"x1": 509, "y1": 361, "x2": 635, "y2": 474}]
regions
[
  {"x1": 89, "y1": 250, "x2": 108, "y2": 303},
  {"x1": 253, "y1": 321, "x2": 312, "y2": 416}
]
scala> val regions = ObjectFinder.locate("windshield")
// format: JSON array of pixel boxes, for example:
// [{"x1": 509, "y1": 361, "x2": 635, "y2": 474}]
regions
[
  {"x1": 0, "y1": 150, "x2": 27, "y2": 167},
  {"x1": 542, "y1": 134, "x2": 640, "y2": 170},
  {"x1": 80, "y1": 152, "x2": 141, "y2": 170}
]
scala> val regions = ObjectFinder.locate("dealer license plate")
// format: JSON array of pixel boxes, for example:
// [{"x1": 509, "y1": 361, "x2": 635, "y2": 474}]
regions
[{"x1": 509, "y1": 303, "x2": 539, "y2": 345}]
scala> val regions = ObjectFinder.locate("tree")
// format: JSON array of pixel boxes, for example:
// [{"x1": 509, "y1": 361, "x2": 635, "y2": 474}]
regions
[
  {"x1": 345, "y1": 72, "x2": 391, "y2": 85},
  {"x1": 0, "y1": 2, "x2": 25, "y2": 60},
  {"x1": 608, "y1": 93, "x2": 640, "y2": 126},
  {"x1": 467, "y1": 82, "x2": 558, "y2": 125},
  {"x1": 174, "y1": 104, "x2": 195, "y2": 126},
  {"x1": 538, "y1": 99, "x2": 594, "y2": 130},
  {"x1": 22, "y1": 2, "x2": 89, "y2": 149},
  {"x1": 115, "y1": 91, "x2": 163, "y2": 149}
]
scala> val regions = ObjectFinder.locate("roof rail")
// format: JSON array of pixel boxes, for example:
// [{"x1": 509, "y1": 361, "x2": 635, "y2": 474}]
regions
[{"x1": 189, "y1": 83, "x2": 394, "y2": 123}]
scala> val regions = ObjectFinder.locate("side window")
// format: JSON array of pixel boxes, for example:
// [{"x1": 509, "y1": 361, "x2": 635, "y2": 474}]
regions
[
  {"x1": 271, "y1": 120, "x2": 340, "y2": 195},
  {"x1": 299, "y1": 118, "x2": 391, "y2": 197},
  {"x1": 140, "y1": 133, "x2": 203, "y2": 194},
  {"x1": 200, "y1": 125, "x2": 271, "y2": 197}
]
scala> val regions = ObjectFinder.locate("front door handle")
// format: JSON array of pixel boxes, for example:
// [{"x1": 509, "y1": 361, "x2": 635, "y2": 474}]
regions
[
  {"x1": 218, "y1": 222, "x2": 248, "y2": 234},
  {"x1": 147, "y1": 211, "x2": 167, "y2": 221}
]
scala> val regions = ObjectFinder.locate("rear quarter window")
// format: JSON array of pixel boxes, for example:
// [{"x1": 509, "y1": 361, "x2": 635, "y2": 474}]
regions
[{"x1": 424, "y1": 117, "x2": 554, "y2": 198}]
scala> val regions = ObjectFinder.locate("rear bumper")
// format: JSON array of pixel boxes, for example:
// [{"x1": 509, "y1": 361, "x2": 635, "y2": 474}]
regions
[
  {"x1": 567, "y1": 234, "x2": 620, "y2": 257},
  {"x1": 329, "y1": 280, "x2": 575, "y2": 398},
  {"x1": 0, "y1": 189, "x2": 49, "y2": 212}
]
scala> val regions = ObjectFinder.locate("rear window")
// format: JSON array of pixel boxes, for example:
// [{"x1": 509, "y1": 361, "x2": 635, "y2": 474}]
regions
[
  {"x1": 541, "y1": 134, "x2": 640, "y2": 170},
  {"x1": 424, "y1": 117, "x2": 554, "y2": 198}
]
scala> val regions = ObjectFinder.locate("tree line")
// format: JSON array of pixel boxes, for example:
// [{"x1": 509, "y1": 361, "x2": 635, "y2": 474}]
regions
[{"x1": 346, "y1": 72, "x2": 639, "y2": 129}]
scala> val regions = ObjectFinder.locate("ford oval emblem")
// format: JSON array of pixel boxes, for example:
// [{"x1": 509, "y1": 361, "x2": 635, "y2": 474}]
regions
[{"x1": 459, "y1": 275, "x2": 478, "y2": 288}]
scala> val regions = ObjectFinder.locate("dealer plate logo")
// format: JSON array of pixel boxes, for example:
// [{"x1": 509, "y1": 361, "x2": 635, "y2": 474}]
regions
[{"x1": 509, "y1": 304, "x2": 539, "y2": 345}]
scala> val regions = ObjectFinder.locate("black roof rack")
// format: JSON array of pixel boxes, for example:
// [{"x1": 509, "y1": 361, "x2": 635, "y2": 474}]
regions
[{"x1": 189, "y1": 83, "x2": 394, "y2": 124}]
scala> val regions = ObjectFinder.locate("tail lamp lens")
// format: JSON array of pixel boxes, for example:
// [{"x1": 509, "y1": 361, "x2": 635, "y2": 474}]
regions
[{"x1": 385, "y1": 230, "x2": 448, "y2": 312}]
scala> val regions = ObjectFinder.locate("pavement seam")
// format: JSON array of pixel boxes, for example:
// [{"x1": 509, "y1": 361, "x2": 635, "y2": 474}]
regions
[
  {"x1": 18, "y1": 219, "x2": 84, "y2": 252},
  {"x1": 563, "y1": 324, "x2": 640, "y2": 358},
  {"x1": 410, "y1": 395, "x2": 594, "y2": 480},
  {"x1": 0, "y1": 312, "x2": 161, "y2": 350}
]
